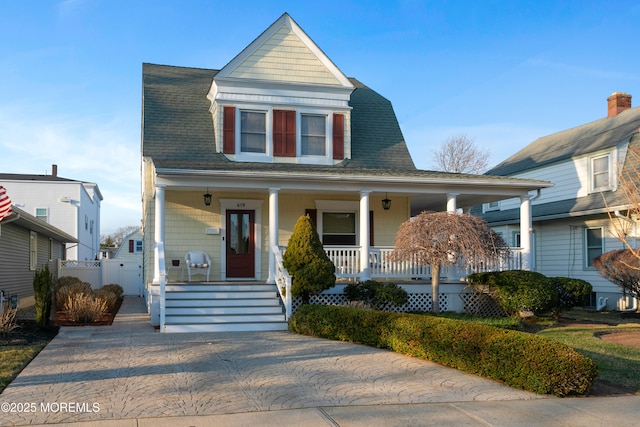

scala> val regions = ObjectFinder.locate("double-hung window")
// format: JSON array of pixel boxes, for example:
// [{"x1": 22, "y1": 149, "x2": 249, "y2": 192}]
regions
[
  {"x1": 591, "y1": 154, "x2": 611, "y2": 192},
  {"x1": 36, "y1": 208, "x2": 48, "y2": 222},
  {"x1": 240, "y1": 111, "x2": 266, "y2": 154},
  {"x1": 584, "y1": 227, "x2": 604, "y2": 268},
  {"x1": 301, "y1": 114, "x2": 326, "y2": 156},
  {"x1": 322, "y1": 212, "x2": 356, "y2": 245}
]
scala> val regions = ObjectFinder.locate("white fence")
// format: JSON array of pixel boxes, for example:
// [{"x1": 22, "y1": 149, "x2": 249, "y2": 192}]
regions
[{"x1": 58, "y1": 259, "x2": 143, "y2": 296}]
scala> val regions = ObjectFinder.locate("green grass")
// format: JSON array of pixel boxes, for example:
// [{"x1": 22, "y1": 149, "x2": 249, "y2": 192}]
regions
[
  {"x1": 538, "y1": 326, "x2": 640, "y2": 392},
  {"x1": 438, "y1": 309, "x2": 640, "y2": 393},
  {"x1": 0, "y1": 343, "x2": 47, "y2": 392}
]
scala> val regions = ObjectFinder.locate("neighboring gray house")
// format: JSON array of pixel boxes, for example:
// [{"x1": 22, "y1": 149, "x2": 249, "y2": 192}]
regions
[
  {"x1": 0, "y1": 205, "x2": 77, "y2": 307},
  {"x1": 0, "y1": 166, "x2": 103, "y2": 261},
  {"x1": 477, "y1": 92, "x2": 640, "y2": 311}
]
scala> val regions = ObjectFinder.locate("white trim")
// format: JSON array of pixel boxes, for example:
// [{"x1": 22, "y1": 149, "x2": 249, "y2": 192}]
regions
[{"x1": 219, "y1": 199, "x2": 263, "y2": 281}]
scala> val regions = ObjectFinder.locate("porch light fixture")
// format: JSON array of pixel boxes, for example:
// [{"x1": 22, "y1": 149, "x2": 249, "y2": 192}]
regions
[
  {"x1": 203, "y1": 188, "x2": 212, "y2": 206},
  {"x1": 382, "y1": 193, "x2": 392, "y2": 210}
]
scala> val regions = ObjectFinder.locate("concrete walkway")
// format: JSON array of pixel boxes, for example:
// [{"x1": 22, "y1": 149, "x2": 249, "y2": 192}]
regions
[{"x1": 1, "y1": 297, "x2": 639, "y2": 426}]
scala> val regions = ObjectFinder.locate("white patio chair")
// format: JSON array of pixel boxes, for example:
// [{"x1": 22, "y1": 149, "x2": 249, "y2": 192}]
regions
[{"x1": 184, "y1": 251, "x2": 211, "y2": 282}]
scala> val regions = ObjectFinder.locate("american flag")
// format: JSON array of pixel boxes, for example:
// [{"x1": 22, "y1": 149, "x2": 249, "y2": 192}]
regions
[{"x1": 0, "y1": 185, "x2": 12, "y2": 222}]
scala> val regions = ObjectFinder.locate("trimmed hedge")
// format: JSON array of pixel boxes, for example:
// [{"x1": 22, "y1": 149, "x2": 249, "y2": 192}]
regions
[
  {"x1": 290, "y1": 304, "x2": 598, "y2": 396},
  {"x1": 468, "y1": 271, "x2": 557, "y2": 315}
]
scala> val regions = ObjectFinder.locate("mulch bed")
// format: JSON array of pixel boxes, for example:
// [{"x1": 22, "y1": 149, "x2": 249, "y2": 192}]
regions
[
  {"x1": 1, "y1": 298, "x2": 122, "y2": 346},
  {"x1": 53, "y1": 297, "x2": 122, "y2": 326}
]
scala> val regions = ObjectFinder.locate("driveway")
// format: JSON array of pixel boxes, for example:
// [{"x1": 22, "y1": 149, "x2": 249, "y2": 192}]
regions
[{"x1": 0, "y1": 297, "x2": 542, "y2": 426}]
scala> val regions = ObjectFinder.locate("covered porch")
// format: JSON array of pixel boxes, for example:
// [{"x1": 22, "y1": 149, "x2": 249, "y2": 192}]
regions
[{"x1": 145, "y1": 166, "x2": 551, "y2": 332}]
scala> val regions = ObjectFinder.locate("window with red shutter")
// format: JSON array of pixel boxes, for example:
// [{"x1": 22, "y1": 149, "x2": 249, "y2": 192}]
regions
[
  {"x1": 128, "y1": 240, "x2": 134, "y2": 253},
  {"x1": 273, "y1": 110, "x2": 296, "y2": 156},
  {"x1": 333, "y1": 114, "x2": 344, "y2": 160},
  {"x1": 223, "y1": 106, "x2": 235, "y2": 154}
]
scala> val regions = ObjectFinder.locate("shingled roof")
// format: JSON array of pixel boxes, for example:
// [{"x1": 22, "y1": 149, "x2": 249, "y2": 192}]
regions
[
  {"x1": 141, "y1": 63, "x2": 416, "y2": 172},
  {"x1": 487, "y1": 105, "x2": 640, "y2": 176}
]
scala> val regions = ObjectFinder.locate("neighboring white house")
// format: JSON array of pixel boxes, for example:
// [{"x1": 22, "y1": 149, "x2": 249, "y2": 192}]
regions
[
  {"x1": 0, "y1": 165, "x2": 103, "y2": 261},
  {"x1": 141, "y1": 13, "x2": 551, "y2": 332},
  {"x1": 477, "y1": 92, "x2": 640, "y2": 311}
]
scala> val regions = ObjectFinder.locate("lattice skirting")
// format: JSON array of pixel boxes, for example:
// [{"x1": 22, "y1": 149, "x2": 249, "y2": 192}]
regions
[
  {"x1": 459, "y1": 291, "x2": 506, "y2": 317},
  {"x1": 292, "y1": 293, "x2": 450, "y2": 314}
]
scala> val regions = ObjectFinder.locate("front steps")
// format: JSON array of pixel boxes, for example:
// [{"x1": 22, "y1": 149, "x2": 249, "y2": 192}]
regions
[{"x1": 162, "y1": 283, "x2": 288, "y2": 333}]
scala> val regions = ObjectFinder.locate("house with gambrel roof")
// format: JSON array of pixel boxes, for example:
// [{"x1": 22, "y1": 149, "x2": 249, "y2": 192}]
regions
[
  {"x1": 477, "y1": 92, "x2": 640, "y2": 311},
  {"x1": 141, "y1": 13, "x2": 550, "y2": 332}
]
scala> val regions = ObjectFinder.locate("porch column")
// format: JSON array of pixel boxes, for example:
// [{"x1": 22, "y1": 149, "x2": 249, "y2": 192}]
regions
[
  {"x1": 153, "y1": 184, "x2": 166, "y2": 283},
  {"x1": 520, "y1": 194, "x2": 533, "y2": 271},
  {"x1": 267, "y1": 188, "x2": 279, "y2": 284},
  {"x1": 359, "y1": 191, "x2": 371, "y2": 280},
  {"x1": 446, "y1": 193, "x2": 458, "y2": 213}
]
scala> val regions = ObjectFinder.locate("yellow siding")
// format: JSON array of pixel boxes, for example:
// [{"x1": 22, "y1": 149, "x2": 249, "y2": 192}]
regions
[
  {"x1": 145, "y1": 188, "x2": 410, "y2": 282},
  {"x1": 229, "y1": 27, "x2": 340, "y2": 85}
]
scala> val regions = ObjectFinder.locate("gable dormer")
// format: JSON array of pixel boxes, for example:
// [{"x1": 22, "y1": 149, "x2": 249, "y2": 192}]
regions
[{"x1": 207, "y1": 13, "x2": 354, "y2": 165}]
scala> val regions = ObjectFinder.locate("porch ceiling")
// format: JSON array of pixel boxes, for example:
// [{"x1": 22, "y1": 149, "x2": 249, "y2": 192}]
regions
[{"x1": 154, "y1": 167, "x2": 552, "y2": 212}]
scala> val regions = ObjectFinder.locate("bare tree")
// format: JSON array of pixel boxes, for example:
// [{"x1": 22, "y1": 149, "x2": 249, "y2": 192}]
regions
[
  {"x1": 391, "y1": 211, "x2": 510, "y2": 314},
  {"x1": 100, "y1": 225, "x2": 139, "y2": 247},
  {"x1": 593, "y1": 249, "x2": 640, "y2": 300},
  {"x1": 432, "y1": 134, "x2": 490, "y2": 174},
  {"x1": 597, "y1": 144, "x2": 640, "y2": 303}
]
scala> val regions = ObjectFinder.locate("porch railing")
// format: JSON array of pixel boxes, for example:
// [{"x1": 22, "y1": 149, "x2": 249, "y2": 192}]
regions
[
  {"x1": 323, "y1": 245, "x2": 521, "y2": 280},
  {"x1": 272, "y1": 245, "x2": 292, "y2": 320}
]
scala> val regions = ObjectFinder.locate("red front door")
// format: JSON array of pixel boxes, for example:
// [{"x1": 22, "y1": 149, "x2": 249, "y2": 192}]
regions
[{"x1": 226, "y1": 210, "x2": 255, "y2": 278}]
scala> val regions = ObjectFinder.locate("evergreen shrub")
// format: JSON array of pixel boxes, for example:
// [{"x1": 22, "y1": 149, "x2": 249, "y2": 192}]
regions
[
  {"x1": 33, "y1": 264, "x2": 53, "y2": 328},
  {"x1": 344, "y1": 280, "x2": 408, "y2": 310},
  {"x1": 283, "y1": 215, "x2": 336, "y2": 303},
  {"x1": 549, "y1": 277, "x2": 592, "y2": 316},
  {"x1": 468, "y1": 270, "x2": 556, "y2": 315}
]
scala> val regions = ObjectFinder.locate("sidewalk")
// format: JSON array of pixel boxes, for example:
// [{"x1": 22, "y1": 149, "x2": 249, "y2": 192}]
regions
[{"x1": 2, "y1": 297, "x2": 639, "y2": 426}]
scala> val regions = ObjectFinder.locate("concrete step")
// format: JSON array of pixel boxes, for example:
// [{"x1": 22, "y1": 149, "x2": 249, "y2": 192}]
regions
[
  {"x1": 165, "y1": 291, "x2": 278, "y2": 300},
  {"x1": 166, "y1": 284, "x2": 276, "y2": 292},
  {"x1": 166, "y1": 313, "x2": 286, "y2": 324},
  {"x1": 165, "y1": 298, "x2": 282, "y2": 307},
  {"x1": 163, "y1": 322, "x2": 289, "y2": 333},
  {"x1": 165, "y1": 306, "x2": 284, "y2": 315}
]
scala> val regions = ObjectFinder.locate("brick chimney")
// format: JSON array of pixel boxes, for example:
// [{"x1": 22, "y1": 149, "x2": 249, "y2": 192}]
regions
[
  {"x1": 52, "y1": 164, "x2": 57, "y2": 177},
  {"x1": 607, "y1": 92, "x2": 632, "y2": 118}
]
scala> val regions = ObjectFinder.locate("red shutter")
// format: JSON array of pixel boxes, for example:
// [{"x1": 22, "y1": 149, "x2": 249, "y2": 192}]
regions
[
  {"x1": 332, "y1": 113, "x2": 344, "y2": 160},
  {"x1": 128, "y1": 240, "x2": 134, "y2": 253},
  {"x1": 305, "y1": 209, "x2": 318, "y2": 229},
  {"x1": 223, "y1": 106, "x2": 235, "y2": 154},
  {"x1": 273, "y1": 110, "x2": 296, "y2": 157}
]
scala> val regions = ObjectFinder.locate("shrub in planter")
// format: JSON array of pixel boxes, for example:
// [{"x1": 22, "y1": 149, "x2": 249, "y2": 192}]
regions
[
  {"x1": 55, "y1": 282, "x2": 93, "y2": 309},
  {"x1": 54, "y1": 275, "x2": 83, "y2": 291},
  {"x1": 63, "y1": 294, "x2": 108, "y2": 323},
  {"x1": 344, "y1": 280, "x2": 408, "y2": 310},
  {"x1": 100, "y1": 284, "x2": 124, "y2": 300},
  {"x1": 549, "y1": 277, "x2": 592, "y2": 317},
  {"x1": 468, "y1": 270, "x2": 556, "y2": 316},
  {"x1": 290, "y1": 305, "x2": 598, "y2": 396},
  {"x1": 33, "y1": 264, "x2": 53, "y2": 328},
  {"x1": 94, "y1": 289, "x2": 118, "y2": 312}
]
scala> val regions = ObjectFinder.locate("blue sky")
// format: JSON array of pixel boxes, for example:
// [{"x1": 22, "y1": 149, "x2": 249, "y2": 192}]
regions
[{"x1": 1, "y1": 1, "x2": 640, "y2": 235}]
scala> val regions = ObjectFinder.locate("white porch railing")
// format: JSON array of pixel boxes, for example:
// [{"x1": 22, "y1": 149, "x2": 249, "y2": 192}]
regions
[
  {"x1": 272, "y1": 245, "x2": 292, "y2": 320},
  {"x1": 323, "y1": 246, "x2": 521, "y2": 280},
  {"x1": 156, "y1": 242, "x2": 167, "y2": 333}
]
